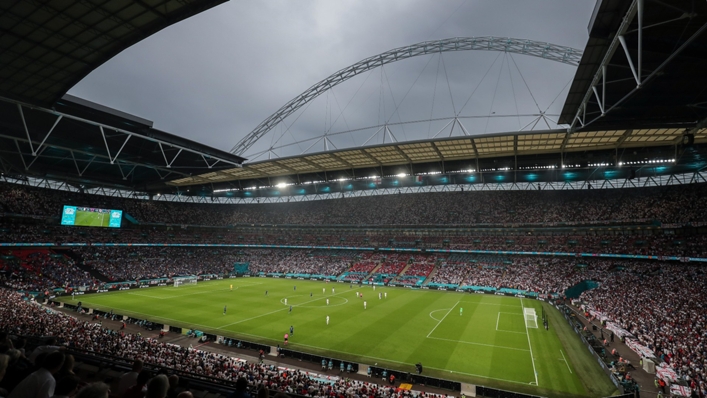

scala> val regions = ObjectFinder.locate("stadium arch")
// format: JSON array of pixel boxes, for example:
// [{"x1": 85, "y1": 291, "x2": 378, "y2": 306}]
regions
[{"x1": 230, "y1": 37, "x2": 583, "y2": 156}]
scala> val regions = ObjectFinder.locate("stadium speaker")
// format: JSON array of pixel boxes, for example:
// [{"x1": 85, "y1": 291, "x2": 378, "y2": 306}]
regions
[{"x1": 683, "y1": 133, "x2": 694, "y2": 147}]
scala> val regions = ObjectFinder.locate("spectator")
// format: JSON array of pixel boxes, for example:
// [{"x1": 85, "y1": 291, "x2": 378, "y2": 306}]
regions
[
  {"x1": 8, "y1": 351, "x2": 65, "y2": 398},
  {"x1": 74, "y1": 382, "x2": 110, "y2": 398},
  {"x1": 123, "y1": 370, "x2": 151, "y2": 398},
  {"x1": 146, "y1": 375, "x2": 169, "y2": 398},
  {"x1": 50, "y1": 376, "x2": 80, "y2": 398},
  {"x1": 117, "y1": 360, "x2": 143, "y2": 396}
]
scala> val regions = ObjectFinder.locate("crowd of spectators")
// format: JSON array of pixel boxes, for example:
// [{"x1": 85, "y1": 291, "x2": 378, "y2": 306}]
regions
[
  {"x1": 4, "y1": 182, "x2": 707, "y2": 226},
  {"x1": 0, "y1": 289, "x2": 455, "y2": 398},
  {"x1": 238, "y1": 250, "x2": 350, "y2": 277},
  {"x1": 74, "y1": 247, "x2": 238, "y2": 282},
  {"x1": 429, "y1": 257, "x2": 616, "y2": 295},
  {"x1": 581, "y1": 264, "x2": 707, "y2": 395},
  {"x1": 4, "y1": 221, "x2": 706, "y2": 259},
  {"x1": 0, "y1": 249, "x2": 100, "y2": 292}
]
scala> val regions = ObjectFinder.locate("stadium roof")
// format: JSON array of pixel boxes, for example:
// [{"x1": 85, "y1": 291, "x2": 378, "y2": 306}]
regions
[
  {"x1": 169, "y1": 127, "x2": 707, "y2": 187},
  {"x1": 0, "y1": 0, "x2": 228, "y2": 107},
  {"x1": 0, "y1": 93, "x2": 245, "y2": 191},
  {"x1": 3, "y1": 0, "x2": 707, "y2": 196},
  {"x1": 0, "y1": 0, "x2": 245, "y2": 192},
  {"x1": 559, "y1": 0, "x2": 707, "y2": 130},
  {"x1": 174, "y1": 0, "x2": 707, "y2": 192}
]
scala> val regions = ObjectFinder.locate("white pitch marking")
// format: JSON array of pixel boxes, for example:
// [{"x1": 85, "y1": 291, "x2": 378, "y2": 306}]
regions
[
  {"x1": 559, "y1": 349, "x2": 573, "y2": 374},
  {"x1": 288, "y1": 341, "x2": 535, "y2": 386},
  {"x1": 429, "y1": 309, "x2": 449, "y2": 322},
  {"x1": 496, "y1": 312, "x2": 501, "y2": 331},
  {"x1": 73, "y1": 299, "x2": 536, "y2": 387},
  {"x1": 521, "y1": 298, "x2": 539, "y2": 386},
  {"x1": 218, "y1": 288, "x2": 354, "y2": 328},
  {"x1": 426, "y1": 300, "x2": 459, "y2": 338},
  {"x1": 426, "y1": 336, "x2": 530, "y2": 352}
]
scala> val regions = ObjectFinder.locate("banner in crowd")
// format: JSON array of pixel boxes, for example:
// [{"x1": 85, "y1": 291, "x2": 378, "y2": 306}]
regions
[
  {"x1": 670, "y1": 384, "x2": 692, "y2": 397},
  {"x1": 625, "y1": 338, "x2": 655, "y2": 359},
  {"x1": 585, "y1": 308, "x2": 611, "y2": 323},
  {"x1": 604, "y1": 322, "x2": 634, "y2": 340},
  {"x1": 656, "y1": 365, "x2": 679, "y2": 383}
]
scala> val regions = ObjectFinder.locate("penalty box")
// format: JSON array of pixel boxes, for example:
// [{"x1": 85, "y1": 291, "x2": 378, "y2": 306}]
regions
[{"x1": 426, "y1": 302, "x2": 531, "y2": 352}]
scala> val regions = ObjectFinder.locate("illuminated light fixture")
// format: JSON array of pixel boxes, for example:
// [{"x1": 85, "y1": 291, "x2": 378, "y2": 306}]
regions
[
  {"x1": 276, "y1": 182, "x2": 288, "y2": 188},
  {"x1": 396, "y1": 173, "x2": 407, "y2": 177}
]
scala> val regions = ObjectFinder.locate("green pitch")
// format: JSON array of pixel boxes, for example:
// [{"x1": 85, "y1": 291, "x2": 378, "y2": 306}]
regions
[
  {"x1": 74, "y1": 210, "x2": 110, "y2": 227},
  {"x1": 59, "y1": 279, "x2": 616, "y2": 397}
]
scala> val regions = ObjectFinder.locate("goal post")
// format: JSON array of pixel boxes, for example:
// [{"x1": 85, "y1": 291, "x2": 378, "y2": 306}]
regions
[
  {"x1": 524, "y1": 308, "x2": 538, "y2": 329},
  {"x1": 174, "y1": 276, "x2": 198, "y2": 287}
]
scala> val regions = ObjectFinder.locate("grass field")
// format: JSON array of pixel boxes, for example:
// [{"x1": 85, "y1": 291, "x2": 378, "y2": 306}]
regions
[
  {"x1": 58, "y1": 278, "x2": 617, "y2": 398},
  {"x1": 74, "y1": 210, "x2": 110, "y2": 227}
]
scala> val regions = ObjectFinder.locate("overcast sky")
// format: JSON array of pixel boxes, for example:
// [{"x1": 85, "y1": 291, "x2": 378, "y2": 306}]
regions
[{"x1": 68, "y1": 0, "x2": 596, "y2": 161}]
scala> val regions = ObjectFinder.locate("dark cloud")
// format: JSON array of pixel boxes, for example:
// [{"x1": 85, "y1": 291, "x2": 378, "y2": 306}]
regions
[{"x1": 68, "y1": 0, "x2": 596, "y2": 160}]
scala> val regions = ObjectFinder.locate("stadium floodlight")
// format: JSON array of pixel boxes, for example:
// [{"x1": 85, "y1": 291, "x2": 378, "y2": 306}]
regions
[
  {"x1": 276, "y1": 182, "x2": 288, "y2": 188},
  {"x1": 396, "y1": 173, "x2": 407, "y2": 177}
]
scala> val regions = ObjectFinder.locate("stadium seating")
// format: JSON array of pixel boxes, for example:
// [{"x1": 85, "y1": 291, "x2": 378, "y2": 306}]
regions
[{"x1": 3, "y1": 181, "x2": 707, "y2": 396}]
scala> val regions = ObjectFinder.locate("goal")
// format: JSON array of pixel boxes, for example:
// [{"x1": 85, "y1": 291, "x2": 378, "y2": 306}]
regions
[
  {"x1": 174, "y1": 276, "x2": 198, "y2": 287},
  {"x1": 524, "y1": 308, "x2": 538, "y2": 329}
]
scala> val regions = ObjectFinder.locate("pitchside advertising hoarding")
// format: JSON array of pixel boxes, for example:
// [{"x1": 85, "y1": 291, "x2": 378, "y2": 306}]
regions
[{"x1": 61, "y1": 205, "x2": 123, "y2": 228}]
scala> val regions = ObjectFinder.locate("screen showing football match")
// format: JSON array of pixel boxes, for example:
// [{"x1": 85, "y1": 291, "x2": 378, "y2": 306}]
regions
[{"x1": 60, "y1": 205, "x2": 123, "y2": 228}]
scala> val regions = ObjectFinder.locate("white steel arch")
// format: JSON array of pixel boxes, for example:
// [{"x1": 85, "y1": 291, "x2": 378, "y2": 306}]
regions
[{"x1": 231, "y1": 37, "x2": 582, "y2": 156}]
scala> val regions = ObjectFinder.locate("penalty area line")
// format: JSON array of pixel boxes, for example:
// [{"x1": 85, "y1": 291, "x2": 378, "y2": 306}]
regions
[{"x1": 426, "y1": 300, "x2": 459, "y2": 338}]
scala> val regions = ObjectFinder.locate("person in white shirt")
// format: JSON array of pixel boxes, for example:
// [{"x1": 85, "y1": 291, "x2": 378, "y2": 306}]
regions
[
  {"x1": 9, "y1": 351, "x2": 65, "y2": 398},
  {"x1": 117, "y1": 360, "x2": 143, "y2": 396},
  {"x1": 28, "y1": 338, "x2": 62, "y2": 365}
]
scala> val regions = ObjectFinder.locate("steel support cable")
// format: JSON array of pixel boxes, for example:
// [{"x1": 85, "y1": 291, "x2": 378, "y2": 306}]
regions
[
  {"x1": 456, "y1": 51, "x2": 502, "y2": 116},
  {"x1": 441, "y1": 52, "x2": 457, "y2": 116},
  {"x1": 509, "y1": 53, "x2": 543, "y2": 113},
  {"x1": 382, "y1": 66, "x2": 408, "y2": 142},
  {"x1": 484, "y1": 53, "x2": 507, "y2": 133},
  {"x1": 428, "y1": 53, "x2": 442, "y2": 138},
  {"x1": 231, "y1": 37, "x2": 582, "y2": 156},
  {"x1": 506, "y1": 51, "x2": 522, "y2": 130},
  {"x1": 383, "y1": 45, "x2": 439, "y2": 136}
]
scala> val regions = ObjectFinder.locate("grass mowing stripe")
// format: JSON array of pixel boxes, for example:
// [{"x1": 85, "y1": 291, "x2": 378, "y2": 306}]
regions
[
  {"x1": 283, "y1": 340, "x2": 536, "y2": 386},
  {"x1": 218, "y1": 287, "x2": 355, "y2": 328},
  {"x1": 57, "y1": 279, "x2": 615, "y2": 397},
  {"x1": 427, "y1": 336, "x2": 530, "y2": 352}
]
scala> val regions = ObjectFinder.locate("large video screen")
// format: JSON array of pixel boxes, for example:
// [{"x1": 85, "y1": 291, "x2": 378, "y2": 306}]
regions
[{"x1": 61, "y1": 206, "x2": 123, "y2": 228}]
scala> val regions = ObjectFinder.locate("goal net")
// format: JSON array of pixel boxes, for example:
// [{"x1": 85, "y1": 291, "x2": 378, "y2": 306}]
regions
[
  {"x1": 524, "y1": 308, "x2": 538, "y2": 329},
  {"x1": 174, "y1": 276, "x2": 198, "y2": 287}
]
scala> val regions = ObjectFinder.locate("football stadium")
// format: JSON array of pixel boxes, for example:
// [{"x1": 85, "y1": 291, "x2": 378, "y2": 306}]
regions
[{"x1": 1, "y1": 1, "x2": 706, "y2": 398}]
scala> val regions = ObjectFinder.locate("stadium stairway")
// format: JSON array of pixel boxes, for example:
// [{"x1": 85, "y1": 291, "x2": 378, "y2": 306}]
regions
[
  {"x1": 59, "y1": 249, "x2": 112, "y2": 282},
  {"x1": 421, "y1": 265, "x2": 440, "y2": 286},
  {"x1": 397, "y1": 262, "x2": 413, "y2": 277},
  {"x1": 364, "y1": 262, "x2": 382, "y2": 281}
]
